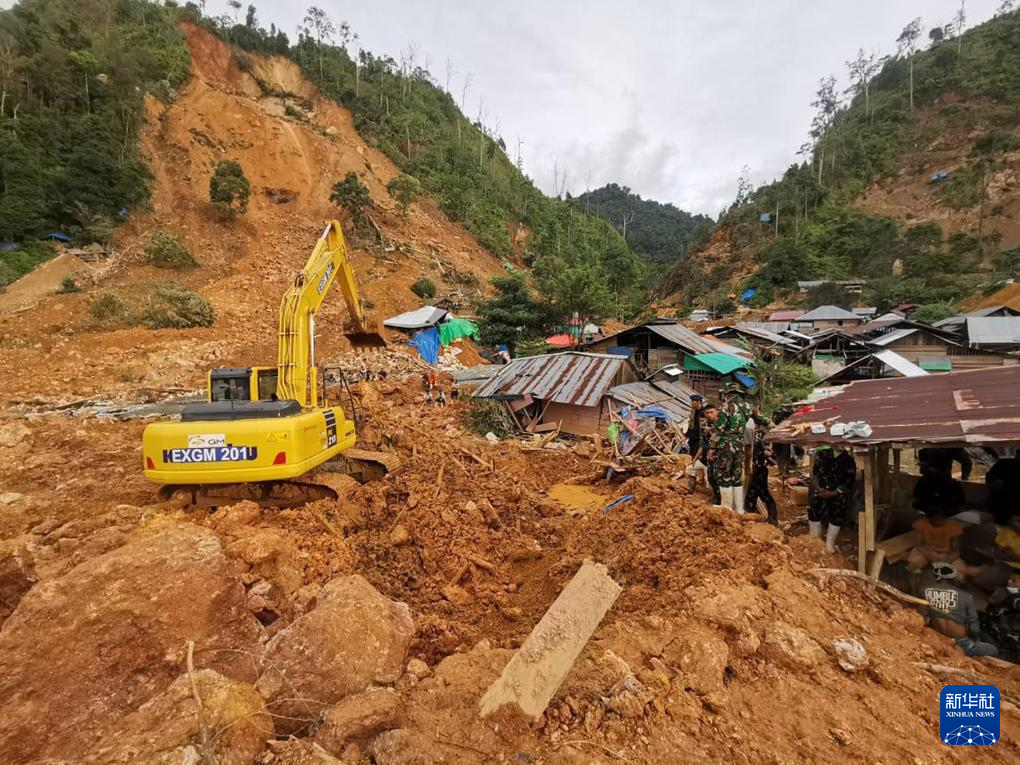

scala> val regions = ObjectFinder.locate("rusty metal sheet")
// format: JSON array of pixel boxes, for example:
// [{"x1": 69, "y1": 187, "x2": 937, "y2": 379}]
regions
[
  {"x1": 473, "y1": 352, "x2": 627, "y2": 408},
  {"x1": 768, "y1": 366, "x2": 1020, "y2": 447}
]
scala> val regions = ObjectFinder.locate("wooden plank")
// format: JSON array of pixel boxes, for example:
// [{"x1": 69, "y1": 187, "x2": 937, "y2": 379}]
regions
[
  {"x1": 864, "y1": 450, "x2": 876, "y2": 552},
  {"x1": 858, "y1": 512, "x2": 868, "y2": 574},
  {"x1": 480, "y1": 560, "x2": 622, "y2": 720}
]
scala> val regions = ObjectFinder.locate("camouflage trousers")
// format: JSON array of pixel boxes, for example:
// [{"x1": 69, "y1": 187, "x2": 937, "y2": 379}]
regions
[{"x1": 713, "y1": 444, "x2": 744, "y2": 487}]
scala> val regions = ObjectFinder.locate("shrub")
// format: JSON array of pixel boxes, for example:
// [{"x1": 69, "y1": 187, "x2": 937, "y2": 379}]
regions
[
  {"x1": 386, "y1": 173, "x2": 422, "y2": 221},
  {"x1": 410, "y1": 277, "x2": 436, "y2": 299},
  {"x1": 209, "y1": 160, "x2": 251, "y2": 218},
  {"x1": 56, "y1": 275, "x2": 80, "y2": 294},
  {"x1": 145, "y1": 230, "x2": 196, "y2": 269},
  {"x1": 142, "y1": 282, "x2": 214, "y2": 329},
  {"x1": 330, "y1": 172, "x2": 373, "y2": 231},
  {"x1": 89, "y1": 293, "x2": 129, "y2": 326}
]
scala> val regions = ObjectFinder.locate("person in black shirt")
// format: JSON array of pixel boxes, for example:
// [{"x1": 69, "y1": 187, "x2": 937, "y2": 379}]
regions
[{"x1": 744, "y1": 423, "x2": 778, "y2": 524}]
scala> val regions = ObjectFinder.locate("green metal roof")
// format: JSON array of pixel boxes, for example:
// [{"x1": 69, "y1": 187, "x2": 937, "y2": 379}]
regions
[
  {"x1": 683, "y1": 352, "x2": 749, "y2": 375},
  {"x1": 919, "y1": 356, "x2": 952, "y2": 372}
]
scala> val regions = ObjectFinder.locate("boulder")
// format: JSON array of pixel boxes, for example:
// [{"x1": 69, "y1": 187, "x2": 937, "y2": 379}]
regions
[
  {"x1": 314, "y1": 688, "x2": 403, "y2": 753},
  {"x1": 0, "y1": 537, "x2": 36, "y2": 626},
  {"x1": 0, "y1": 523, "x2": 262, "y2": 763},
  {"x1": 256, "y1": 575, "x2": 413, "y2": 734},
  {"x1": 662, "y1": 621, "x2": 730, "y2": 695},
  {"x1": 226, "y1": 529, "x2": 303, "y2": 593},
  {"x1": 90, "y1": 669, "x2": 271, "y2": 764},
  {"x1": 760, "y1": 622, "x2": 827, "y2": 670}
]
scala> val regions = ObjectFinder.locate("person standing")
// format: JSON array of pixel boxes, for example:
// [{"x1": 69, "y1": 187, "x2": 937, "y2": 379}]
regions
[
  {"x1": 711, "y1": 384, "x2": 752, "y2": 513},
  {"x1": 809, "y1": 446, "x2": 856, "y2": 552},
  {"x1": 745, "y1": 423, "x2": 778, "y2": 524},
  {"x1": 700, "y1": 405, "x2": 721, "y2": 505},
  {"x1": 685, "y1": 395, "x2": 707, "y2": 491}
]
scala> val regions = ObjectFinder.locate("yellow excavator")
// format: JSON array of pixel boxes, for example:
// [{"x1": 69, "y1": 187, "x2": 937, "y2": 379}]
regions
[{"x1": 142, "y1": 220, "x2": 395, "y2": 507}]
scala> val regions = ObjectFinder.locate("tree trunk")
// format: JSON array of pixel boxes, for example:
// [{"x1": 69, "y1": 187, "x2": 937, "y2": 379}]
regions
[{"x1": 910, "y1": 58, "x2": 915, "y2": 111}]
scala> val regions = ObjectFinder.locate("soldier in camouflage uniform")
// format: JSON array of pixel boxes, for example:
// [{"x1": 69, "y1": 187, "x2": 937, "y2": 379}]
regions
[
  {"x1": 700, "y1": 405, "x2": 722, "y2": 504},
  {"x1": 745, "y1": 424, "x2": 778, "y2": 524},
  {"x1": 710, "y1": 384, "x2": 753, "y2": 512}
]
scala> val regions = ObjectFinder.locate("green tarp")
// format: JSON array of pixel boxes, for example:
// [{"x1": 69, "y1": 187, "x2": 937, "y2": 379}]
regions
[
  {"x1": 683, "y1": 352, "x2": 749, "y2": 376},
  {"x1": 438, "y1": 317, "x2": 480, "y2": 346}
]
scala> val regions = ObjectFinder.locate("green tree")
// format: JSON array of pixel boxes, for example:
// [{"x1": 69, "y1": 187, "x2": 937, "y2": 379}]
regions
[
  {"x1": 911, "y1": 301, "x2": 956, "y2": 323},
  {"x1": 476, "y1": 273, "x2": 550, "y2": 352},
  {"x1": 330, "y1": 171, "x2": 372, "y2": 231},
  {"x1": 0, "y1": 132, "x2": 46, "y2": 240},
  {"x1": 806, "y1": 282, "x2": 851, "y2": 308},
  {"x1": 209, "y1": 159, "x2": 250, "y2": 218},
  {"x1": 386, "y1": 173, "x2": 422, "y2": 221}
]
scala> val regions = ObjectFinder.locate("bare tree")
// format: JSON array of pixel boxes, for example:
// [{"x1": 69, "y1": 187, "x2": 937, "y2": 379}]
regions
[
  {"x1": 444, "y1": 57, "x2": 456, "y2": 93},
  {"x1": 461, "y1": 71, "x2": 473, "y2": 111},
  {"x1": 228, "y1": 0, "x2": 242, "y2": 24},
  {"x1": 0, "y1": 40, "x2": 17, "y2": 118},
  {"x1": 302, "y1": 6, "x2": 336, "y2": 80},
  {"x1": 810, "y1": 77, "x2": 839, "y2": 184},
  {"x1": 897, "y1": 18, "x2": 923, "y2": 113},
  {"x1": 996, "y1": 0, "x2": 1016, "y2": 16},
  {"x1": 515, "y1": 136, "x2": 524, "y2": 169},
  {"x1": 621, "y1": 210, "x2": 635, "y2": 240},
  {"x1": 845, "y1": 48, "x2": 881, "y2": 121},
  {"x1": 954, "y1": 1, "x2": 966, "y2": 54}
]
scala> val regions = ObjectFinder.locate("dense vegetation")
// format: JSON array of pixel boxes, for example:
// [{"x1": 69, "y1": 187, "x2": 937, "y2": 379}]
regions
[
  {"x1": 665, "y1": 7, "x2": 1020, "y2": 311},
  {"x1": 0, "y1": 0, "x2": 191, "y2": 282},
  {"x1": 572, "y1": 183, "x2": 714, "y2": 266}
]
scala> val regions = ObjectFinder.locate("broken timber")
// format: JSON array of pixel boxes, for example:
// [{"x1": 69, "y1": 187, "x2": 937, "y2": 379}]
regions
[{"x1": 479, "y1": 559, "x2": 622, "y2": 720}]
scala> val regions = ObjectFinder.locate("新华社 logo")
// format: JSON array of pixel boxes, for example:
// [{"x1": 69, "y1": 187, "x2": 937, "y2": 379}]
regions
[{"x1": 940, "y1": 685, "x2": 999, "y2": 745}]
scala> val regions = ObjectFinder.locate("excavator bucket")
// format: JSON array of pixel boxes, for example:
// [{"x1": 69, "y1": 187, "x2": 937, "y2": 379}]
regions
[{"x1": 344, "y1": 318, "x2": 387, "y2": 350}]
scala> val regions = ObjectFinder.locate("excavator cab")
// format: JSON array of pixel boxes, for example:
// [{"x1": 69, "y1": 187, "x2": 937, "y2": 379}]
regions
[{"x1": 208, "y1": 367, "x2": 279, "y2": 402}]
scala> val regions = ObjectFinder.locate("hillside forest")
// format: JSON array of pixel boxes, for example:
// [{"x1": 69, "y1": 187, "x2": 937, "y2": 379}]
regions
[{"x1": 662, "y1": 4, "x2": 1020, "y2": 315}]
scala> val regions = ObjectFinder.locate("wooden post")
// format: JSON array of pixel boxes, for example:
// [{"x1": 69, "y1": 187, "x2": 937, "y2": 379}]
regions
[{"x1": 854, "y1": 448, "x2": 877, "y2": 574}]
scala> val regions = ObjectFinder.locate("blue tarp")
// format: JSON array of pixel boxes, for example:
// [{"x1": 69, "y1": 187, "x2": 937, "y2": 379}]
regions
[
  {"x1": 734, "y1": 371, "x2": 757, "y2": 390},
  {"x1": 741, "y1": 288, "x2": 757, "y2": 301},
  {"x1": 46, "y1": 232, "x2": 70, "y2": 242},
  {"x1": 409, "y1": 327, "x2": 440, "y2": 365},
  {"x1": 606, "y1": 346, "x2": 633, "y2": 357}
]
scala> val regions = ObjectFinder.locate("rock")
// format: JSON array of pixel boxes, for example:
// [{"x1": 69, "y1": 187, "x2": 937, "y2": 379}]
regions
[
  {"x1": 405, "y1": 661, "x2": 431, "y2": 683},
  {"x1": 662, "y1": 622, "x2": 730, "y2": 694},
  {"x1": 90, "y1": 669, "x2": 271, "y2": 764},
  {"x1": 371, "y1": 729, "x2": 451, "y2": 765},
  {"x1": 0, "y1": 492, "x2": 23, "y2": 506},
  {"x1": 226, "y1": 529, "x2": 303, "y2": 593},
  {"x1": 256, "y1": 575, "x2": 413, "y2": 734},
  {"x1": 830, "y1": 727, "x2": 853, "y2": 746},
  {"x1": 441, "y1": 584, "x2": 472, "y2": 605},
  {"x1": 0, "y1": 523, "x2": 262, "y2": 763},
  {"x1": 0, "y1": 421, "x2": 31, "y2": 448},
  {"x1": 760, "y1": 622, "x2": 827, "y2": 670},
  {"x1": 0, "y1": 538, "x2": 36, "y2": 625},
  {"x1": 210, "y1": 501, "x2": 262, "y2": 536},
  {"x1": 389, "y1": 524, "x2": 411, "y2": 546},
  {"x1": 325, "y1": 126, "x2": 338, "y2": 136},
  {"x1": 833, "y1": 637, "x2": 869, "y2": 673},
  {"x1": 314, "y1": 688, "x2": 402, "y2": 753}
]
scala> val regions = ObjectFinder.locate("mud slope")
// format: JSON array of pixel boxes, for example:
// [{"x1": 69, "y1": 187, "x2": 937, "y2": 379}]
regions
[{"x1": 0, "y1": 22, "x2": 503, "y2": 404}]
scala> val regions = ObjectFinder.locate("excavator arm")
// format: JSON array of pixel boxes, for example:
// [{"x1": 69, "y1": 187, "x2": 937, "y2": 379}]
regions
[{"x1": 276, "y1": 220, "x2": 382, "y2": 407}]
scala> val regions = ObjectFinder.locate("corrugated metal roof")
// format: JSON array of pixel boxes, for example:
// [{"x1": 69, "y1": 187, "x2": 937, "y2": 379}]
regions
[
  {"x1": 606, "y1": 380, "x2": 696, "y2": 421},
  {"x1": 383, "y1": 306, "x2": 449, "y2": 329},
  {"x1": 768, "y1": 366, "x2": 1020, "y2": 447},
  {"x1": 965, "y1": 317, "x2": 1020, "y2": 347},
  {"x1": 473, "y1": 352, "x2": 626, "y2": 407},
  {"x1": 869, "y1": 327, "x2": 918, "y2": 346},
  {"x1": 797, "y1": 305, "x2": 864, "y2": 322},
  {"x1": 738, "y1": 321, "x2": 792, "y2": 334},
  {"x1": 644, "y1": 322, "x2": 745, "y2": 356},
  {"x1": 731, "y1": 323, "x2": 798, "y2": 347},
  {"x1": 873, "y1": 349, "x2": 927, "y2": 377},
  {"x1": 769, "y1": 310, "x2": 806, "y2": 321}
]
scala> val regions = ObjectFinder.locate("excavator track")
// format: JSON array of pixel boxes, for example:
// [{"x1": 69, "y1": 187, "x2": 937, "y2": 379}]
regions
[{"x1": 159, "y1": 449, "x2": 401, "y2": 509}]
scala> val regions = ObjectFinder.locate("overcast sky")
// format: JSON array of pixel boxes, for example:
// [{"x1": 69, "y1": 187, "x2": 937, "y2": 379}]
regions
[{"x1": 27, "y1": 0, "x2": 1009, "y2": 215}]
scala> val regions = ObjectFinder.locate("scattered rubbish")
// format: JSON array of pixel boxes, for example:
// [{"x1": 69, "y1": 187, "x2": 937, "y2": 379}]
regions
[
  {"x1": 479, "y1": 560, "x2": 622, "y2": 720},
  {"x1": 603, "y1": 495, "x2": 636, "y2": 514}
]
